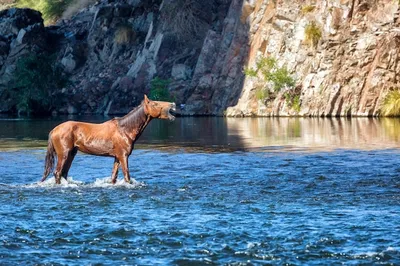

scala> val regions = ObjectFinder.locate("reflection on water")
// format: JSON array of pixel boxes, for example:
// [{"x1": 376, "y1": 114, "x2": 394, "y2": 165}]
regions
[
  {"x1": 226, "y1": 117, "x2": 400, "y2": 150},
  {"x1": 0, "y1": 116, "x2": 400, "y2": 151}
]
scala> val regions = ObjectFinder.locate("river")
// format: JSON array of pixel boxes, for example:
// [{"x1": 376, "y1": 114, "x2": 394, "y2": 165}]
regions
[{"x1": 0, "y1": 116, "x2": 399, "y2": 264}]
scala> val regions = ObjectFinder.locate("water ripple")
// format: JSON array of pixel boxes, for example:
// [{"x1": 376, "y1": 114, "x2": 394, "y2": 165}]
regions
[{"x1": 0, "y1": 149, "x2": 399, "y2": 264}]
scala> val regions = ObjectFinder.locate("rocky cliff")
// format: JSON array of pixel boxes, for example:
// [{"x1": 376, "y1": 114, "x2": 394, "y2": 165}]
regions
[
  {"x1": 227, "y1": 0, "x2": 400, "y2": 117},
  {"x1": 0, "y1": 0, "x2": 399, "y2": 116}
]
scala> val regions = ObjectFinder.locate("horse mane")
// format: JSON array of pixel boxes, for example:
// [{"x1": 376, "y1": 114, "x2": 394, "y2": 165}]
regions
[{"x1": 116, "y1": 102, "x2": 147, "y2": 131}]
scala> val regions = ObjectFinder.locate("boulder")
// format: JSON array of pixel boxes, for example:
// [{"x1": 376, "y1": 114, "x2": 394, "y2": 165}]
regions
[{"x1": 0, "y1": 8, "x2": 43, "y2": 36}]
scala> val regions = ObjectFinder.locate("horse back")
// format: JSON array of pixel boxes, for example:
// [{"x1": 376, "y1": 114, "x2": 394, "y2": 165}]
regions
[{"x1": 50, "y1": 120, "x2": 121, "y2": 156}]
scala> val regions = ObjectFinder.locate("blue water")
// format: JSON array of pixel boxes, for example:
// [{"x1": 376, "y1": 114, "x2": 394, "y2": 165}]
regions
[
  {"x1": 0, "y1": 117, "x2": 400, "y2": 264},
  {"x1": 0, "y1": 148, "x2": 399, "y2": 265}
]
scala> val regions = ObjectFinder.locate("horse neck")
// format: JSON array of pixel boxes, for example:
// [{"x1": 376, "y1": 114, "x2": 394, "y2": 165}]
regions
[{"x1": 118, "y1": 105, "x2": 152, "y2": 138}]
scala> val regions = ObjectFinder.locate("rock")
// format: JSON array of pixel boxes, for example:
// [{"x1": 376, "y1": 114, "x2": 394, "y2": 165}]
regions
[
  {"x1": 1, "y1": 0, "x2": 398, "y2": 117},
  {"x1": 0, "y1": 8, "x2": 43, "y2": 36},
  {"x1": 15, "y1": 29, "x2": 26, "y2": 44},
  {"x1": 61, "y1": 54, "x2": 77, "y2": 73},
  {"x1": 67, "y1": 105, "x2": 78, "y2": 114},
  {"x1": 171, "y1": 64, "x2": 191, "y2": 80},
  {"x1": 0, "y1": 37, "x2": 10, "y2": 56},
  {"x1": 113, "y1": 4, "x2": 132, "y2": 17}
]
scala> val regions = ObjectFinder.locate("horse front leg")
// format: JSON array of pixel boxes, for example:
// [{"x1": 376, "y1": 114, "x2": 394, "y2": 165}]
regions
[
  {"x1": 110, "y1": 158, "x2": 120, "y2": 184},
  {"x1": 119, "y1": 155, "x2": 130, "y2": 183}
]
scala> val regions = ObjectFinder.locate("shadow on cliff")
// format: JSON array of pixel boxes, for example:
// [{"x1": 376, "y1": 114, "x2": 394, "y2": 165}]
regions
[{"x1": 178, "y1": 0, "x2": 250, "y2": 116}]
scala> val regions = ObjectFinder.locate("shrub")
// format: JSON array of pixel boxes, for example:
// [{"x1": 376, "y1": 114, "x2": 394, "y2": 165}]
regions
[
  {"x1": 305, "y1": 21, "x2": 322, "y2": 48},
  {"x1": 149, "y1": 77, "x2": 173, "y2": 101},
  {"x1": 269, "y1": 66, "x2": 295, "y2": 92},
  {"x1": 161, "y1": 0, "x2": 208, "y2": 41},
  {"x1": 244, "y1": 56, "x2": 295, "y2": 93},
  {"x1": 243, "y1": 67, "x2": 257, "y2": 77},
  {"x1": 284, "y1": 90, "x2": 301, "y2": 113},
  {"x1": 255, "y1": 87, "x2": 269, "y2": 101},
  {"x1": 292, "y1": 95, "x2": 301, "y2": 113},
  {"x1": 9, "y1": 53, "x2": 67, "y2": 114},
  {"x1": 114, "y1": 24, "x2": 135, "y2": 45},
  {"x1": 15, "y1": 0, "x2": 75, "y2": 24},
  {"x1": 301, "y1": 5, "x2": 315, "y2": 14},
  {"x1": 256, "y1": 56, "x2": 276, "y2": 72},
  {"x1": 380, "y1": 90, "x2": 400, "y2": 116}
]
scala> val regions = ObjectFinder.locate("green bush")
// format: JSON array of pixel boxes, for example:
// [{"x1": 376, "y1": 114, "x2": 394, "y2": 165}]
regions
[
  {"x1": 114, "y1": 24, "x2": 135, "y2": 45},
  {"x1": 301, "y1": 5, "x2": 315, "y2": 14},
  {"x1": 243, "y1": 67, "x2": 257, "y2": 77},
  {"x1": 255, "y1": 87, "x2": 269, "y2": 101},
  {"x1": 9, "y1": 53, "x2": 67, "y2": 114},
  {"x1": 284, "y1": 92, "x2": 301, "y2": 113},
  {"x1": 381, "y1": 90, "x2": 400, "y2": 116},
  {"x1": 149, "y1": 77, "x2": 173, "y2": 101},
  {"x1": 305, "y1": 21, "x2": 322, "y2": 47},
  {"x1": 292, "y1": 95, "x2": 301, "y2": 113},
  {"x1": 244, "y1": 56, "x2": 295, "y2": 93},
  {"x1": 269, "y1": 66, "x2": 295, "y2": 92},
  {"x1": 15, "y1": 0, "x2": 74, "y2": 24}
]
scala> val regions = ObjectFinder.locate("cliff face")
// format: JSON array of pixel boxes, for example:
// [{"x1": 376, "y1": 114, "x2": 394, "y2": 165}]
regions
[
  {"x1": 227, "y1": 0, "x2": 400, "y2": 117},
  {"x1": 0, "y1": 0, "x2": 399, "y2": 116}
]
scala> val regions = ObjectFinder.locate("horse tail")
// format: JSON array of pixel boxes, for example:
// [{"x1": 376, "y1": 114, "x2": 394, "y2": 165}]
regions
[{"x1": 41, "y1": 133, "x2": 55, "y2": 182}]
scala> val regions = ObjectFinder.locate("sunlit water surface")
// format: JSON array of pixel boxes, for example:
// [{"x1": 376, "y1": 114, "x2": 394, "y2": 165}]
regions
[{"x1": 0, "y1": 117, "x2": 399, "y2": 265}]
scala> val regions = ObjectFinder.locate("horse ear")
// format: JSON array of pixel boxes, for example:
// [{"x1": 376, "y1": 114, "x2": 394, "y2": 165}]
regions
[{"x1": 144, "y1": 94, "x2": 150, "y2": 103}]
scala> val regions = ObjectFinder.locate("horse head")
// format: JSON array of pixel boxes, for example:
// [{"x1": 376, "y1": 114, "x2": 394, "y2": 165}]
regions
[{"x1": 143, "y1": 95, "x2": 176, "y2": 121}]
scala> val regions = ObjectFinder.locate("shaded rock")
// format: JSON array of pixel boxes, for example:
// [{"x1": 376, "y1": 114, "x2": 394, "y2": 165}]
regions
[
  {"x1": 0, "y1": 8, "x2": 43, "y2": 36},
  {"x1": 171, "y1": 64, "x2": 191, "y2": 80},
  {"x1": 61, "y1": 54, "x2": 77, "y2": 73}
]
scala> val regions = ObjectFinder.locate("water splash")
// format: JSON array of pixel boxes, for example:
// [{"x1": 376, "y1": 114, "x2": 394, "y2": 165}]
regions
[
  {"x1": 91, "y1": 177, "x2": 145, "y2": 188},
  {"x1": 25, "y1": 177, "x2": 83, "y2": 188},
  {"x1": 22, "y1": 177, "x2": 145, "y2": 189}
]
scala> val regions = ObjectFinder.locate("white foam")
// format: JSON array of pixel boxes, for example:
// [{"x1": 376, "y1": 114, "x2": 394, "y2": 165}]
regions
[
  {"x1": 91, "y1": 176, "x2": 145, "y2": 188},
  {"x1": 23, "y1": 176, "x2": 145, "y2": 189},
  {"x1": 25, "y1": 176, "x2": 83, "y2": 188}
]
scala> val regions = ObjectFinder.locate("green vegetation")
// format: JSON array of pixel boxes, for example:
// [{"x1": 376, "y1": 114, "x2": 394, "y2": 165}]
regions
[
  {"x1": 293, "y1": 95, "x2": 301, "y2": 113},
  {"x1": 243, "y1": 67, "x2": 257, "y2": 77},
  {"x1": 304, "y1": 21, "x2": 322, "y2": 48},
  {"x1": 15, "y1": 0, "x2": 74, "y2": 24},
  {"x1": 269, "y1": 66, "x2": 295, "y2": 92},
  {"x1": 8, "y1": 53, "x2": 67, "y2": 114},
  {"x1": 255, "y1": 88, "x2": 269, "y2": 101},
  {"x1": 380, "y1": 90, "x2": 400, "y2": 116},
  {"x1": 301, "y1": 5, "x2": 315, "y2": 14},
  {"x1": 284, "y1": 92, "x2": 301, "y2": 113},
  {"x1": 256, "y1": 56, "x2": 276, "y2": 74},
  {"x1": 114, "y1": 24, "x2": 135, "y2": 45},
  {"x1": 11, "y1": 0, "x2": 95, "y2": 24},
  {"x1": 244, "y1": 56, "x2": 295, "y2": 93},
  {"x1": 149, "y1": 77, "x2": 173, "y2": 101}
]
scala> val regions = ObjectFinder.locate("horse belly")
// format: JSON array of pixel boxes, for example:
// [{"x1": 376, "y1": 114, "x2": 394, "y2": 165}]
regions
[{"x1": 75, "y1": 138, "x2": 114, "y2": 156}]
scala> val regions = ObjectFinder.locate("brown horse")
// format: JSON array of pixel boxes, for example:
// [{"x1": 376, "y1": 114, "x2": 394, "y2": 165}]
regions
[{"x1": 41, "y1": 95, "x2": 176, "y2": 184}]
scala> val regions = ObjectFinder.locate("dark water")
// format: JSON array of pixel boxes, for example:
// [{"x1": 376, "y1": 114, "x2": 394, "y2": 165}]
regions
[{"x1": 0, "y1": 116, "x2": 399, "y2": 265}]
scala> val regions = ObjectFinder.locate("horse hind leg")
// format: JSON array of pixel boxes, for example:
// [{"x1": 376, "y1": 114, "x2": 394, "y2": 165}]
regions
[
  {"x1": 54, "y1": 150, "x2": 72, "y2": 184},
  {"x1": 61, "y1": 148, "x2": 78, "y2": 181},
  {"x1": 111, "y1": 158, "x2": 120, "y2": 184}
]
